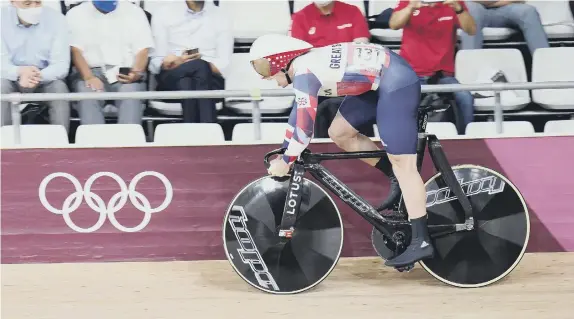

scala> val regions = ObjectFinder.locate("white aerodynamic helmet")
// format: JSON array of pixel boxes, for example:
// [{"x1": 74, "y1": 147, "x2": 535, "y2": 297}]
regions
[{"x1": 249, "y1": 34, "x2": 313, "y2": 76}]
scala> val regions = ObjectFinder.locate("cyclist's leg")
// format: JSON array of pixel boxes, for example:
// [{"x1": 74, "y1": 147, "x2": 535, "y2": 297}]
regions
[
  {"x1": 377, "y1": 81, "x2": 434, "y2": 267},
  {"x1": 329, "y1": 92, "x2": 401, "y2": 208},
  {"x1": 328, "y1": 91, "x2": 378, "y2": 166}
]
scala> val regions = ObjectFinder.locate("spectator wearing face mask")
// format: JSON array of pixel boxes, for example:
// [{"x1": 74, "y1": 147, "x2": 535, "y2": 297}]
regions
[
  {"x1": 1, "y1": 0, "x2": 71, "y2": 131},
  {"x1": 390, "y1": 0, "x2": 476, "y2": 134},
  {"x1": 290, "y1": 0, "x2": 371, "y2": 138},
  {"x1": 66, "y1": 0, "x2": 154, "y2": 125},
  {"x1": 149, "y1": 0, "x2": 233, "y2": 123}
]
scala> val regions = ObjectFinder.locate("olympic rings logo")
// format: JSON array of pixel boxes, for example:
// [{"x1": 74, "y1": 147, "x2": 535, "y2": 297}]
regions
[{"x1": 38, "y1": 171, "x2": 173, "y2": 233}]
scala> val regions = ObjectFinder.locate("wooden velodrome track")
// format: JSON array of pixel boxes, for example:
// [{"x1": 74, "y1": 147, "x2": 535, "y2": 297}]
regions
[{"x1": 2, "y1": 253, "x2": 574, "y2": 319}]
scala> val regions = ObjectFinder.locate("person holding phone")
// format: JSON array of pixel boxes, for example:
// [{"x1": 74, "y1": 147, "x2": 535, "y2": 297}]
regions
[
  {"x1": 149, "y1": 0, "x2": 233, "y2": 123},
  {"x1": 390, "y1": 0, "x2": 477, "y2": 134},
  {"x1": 67, "y1": 0, "x2": 154, "y2": 125}
]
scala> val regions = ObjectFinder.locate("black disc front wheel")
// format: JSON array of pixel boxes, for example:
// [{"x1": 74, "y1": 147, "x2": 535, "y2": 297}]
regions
[
  {"x1": 223, "y1": 176, "x2": 343, "y2": 294},
  {"x1": 421, "y1": 165, "x2": 530, "y2": 288}
]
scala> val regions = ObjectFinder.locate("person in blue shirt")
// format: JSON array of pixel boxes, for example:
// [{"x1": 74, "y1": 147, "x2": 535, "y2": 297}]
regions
[{"x1": 1, "y1": 0, "x2": 71, "y2": 132}]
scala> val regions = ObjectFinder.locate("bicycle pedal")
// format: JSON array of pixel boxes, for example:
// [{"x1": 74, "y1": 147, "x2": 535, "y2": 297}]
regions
[{"x1": 395, "y1": 264, "x2": 415, "y2": 273}]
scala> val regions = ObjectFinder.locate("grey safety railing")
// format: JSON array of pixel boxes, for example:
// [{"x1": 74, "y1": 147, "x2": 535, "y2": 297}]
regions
[{"x1": 2, "y1": 81, "x2": 574, "y2": 144}]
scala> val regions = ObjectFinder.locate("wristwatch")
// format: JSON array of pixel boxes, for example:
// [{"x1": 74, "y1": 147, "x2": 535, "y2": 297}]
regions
[{"x1": 455, "y1": 7, "x2": 465, "y2": 14}]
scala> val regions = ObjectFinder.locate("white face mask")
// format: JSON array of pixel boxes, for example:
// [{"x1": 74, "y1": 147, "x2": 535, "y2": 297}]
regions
[
  {"x1": 314, "y1": 1, "x2": 333, "y2": 7},
  {"x1": 17, "y1": 6, "x2": 43, "y2": 25}
]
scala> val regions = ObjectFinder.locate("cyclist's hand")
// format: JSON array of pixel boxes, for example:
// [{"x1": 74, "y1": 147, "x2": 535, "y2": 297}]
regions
[{"x1": 267, "y1": 158, "x2": 290, "y2": 177}]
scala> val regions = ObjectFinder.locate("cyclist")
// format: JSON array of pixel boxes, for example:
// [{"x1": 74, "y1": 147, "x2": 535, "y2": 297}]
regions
[{"x1": 249, "y1": 34, "x2": 433, "y2": 268}]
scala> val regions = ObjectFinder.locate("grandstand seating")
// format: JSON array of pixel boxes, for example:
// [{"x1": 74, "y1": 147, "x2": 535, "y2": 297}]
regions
[
  {"x1": 219, "y1": 0, "x2": 291, "y2": 43},
  {"x1": 465, "y1": 121, "x2": 536, "y2": 137},
  {"x1": 532, "y1": 47, "x2": 574, "y2": 110},
  {"x1": 373, "y1": 122, "x2": 459, "y2": 139},
  {"x1": 232, "y1": 122, "x2": 289, "y2": 143},
  {"x1": 75, "y1": 124, "x2": 148, "y2": 147},
  {"x1": 543, "y1": 120, "x2": 574, "y2": 134},
  {"x1": 530, "y1": 0, "x2": 574, "y2": 39},
  {"x1": 1, "y1": 125, "x2": 69, "y2": 148},
  {"x1": 154, "y1": 123, "x2": 226, "y2": 145},
  {"x1": 368, "y1": 1, "x2": 402, "y2": 42},
  {"x1": 455, "y1": 48, "x2": 531, "y2": 112},
  {"x1": 2, "y1": 0, "x2": 574, "y2": 148}
]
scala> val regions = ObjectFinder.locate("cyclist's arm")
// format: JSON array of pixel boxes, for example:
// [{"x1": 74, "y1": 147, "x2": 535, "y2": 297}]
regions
[{"x1": 281, "y1": 69, "x2": 322, "y2": 164}]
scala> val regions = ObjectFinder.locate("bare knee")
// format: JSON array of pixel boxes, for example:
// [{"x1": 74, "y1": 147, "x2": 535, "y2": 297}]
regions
[
  {"x1": 328, "y1": 116, "x2": 358, "y2": 146},
  {"x1": 388, "y1": 154, "x2": 418, "y2": 175}
]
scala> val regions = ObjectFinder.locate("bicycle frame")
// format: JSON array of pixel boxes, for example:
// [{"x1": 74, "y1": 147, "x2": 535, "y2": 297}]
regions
[
  {"x1": 273, "y1": 108, "x2": 476, "y2": 245},
  {"x1": 275, "y1": 137, "x2": 476, "y2": 245}
]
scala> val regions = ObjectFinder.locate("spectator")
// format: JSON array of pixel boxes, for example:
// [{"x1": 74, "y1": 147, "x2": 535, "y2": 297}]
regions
[
  {"x1": 290, "y1": 0, "x2": 370, "y2": 46},
  {"x1": 390, "y1": 0, "x2": 476, "y2": 134},
  {"x1": 460, "y1": 0, "x2": 549, "y2": 54},
  {"x1": 1, "y1": 0, "x2": 71, "y2": 131},
  {"x1": 290, "y1": 0, "x2": 371, "y2": 138},
  {"x1": 149, "y1": 0, "x2": 233, "y2": 123},
  {"x1": 66, "y1": 0, "x2": 153, "y2": 125}
]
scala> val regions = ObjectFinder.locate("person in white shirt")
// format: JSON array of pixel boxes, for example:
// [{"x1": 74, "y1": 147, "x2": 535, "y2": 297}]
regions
[
  {"x1": 1, "y1": 0, "x2": 71, "y2": 131},
  {"x1": 67, "y1": 0, "x2": 154, "y2": 125},
  {"x1": 149, "y1": 0, "x2": 233, "y2": 123}
]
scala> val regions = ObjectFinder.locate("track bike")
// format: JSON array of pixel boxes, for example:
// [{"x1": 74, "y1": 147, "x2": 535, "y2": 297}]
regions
[{"x1": 222, "y1": 103, "x2": 530, "y2": 294}]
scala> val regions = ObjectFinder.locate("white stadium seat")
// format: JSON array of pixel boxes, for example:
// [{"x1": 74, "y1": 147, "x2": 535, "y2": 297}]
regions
[
  {"x1": 219, "y1": 0, "x2": 291, "y2": 43},
  {"x1": 1, "y1": 125, "x2": 69, "y2": 148},
  {"x1": 531, "y1": 47, "x2": 574, "y2": 110},
  {"x1": 232, "y1": 122, "x2": 290, "y2": 143},
  {"x1": 293, "y1": 0, "x2": 365, "y2": 15},
  {"x1": 373, "y1": 122, "x2": 458, "y2": 140},
  {"x1": 456, "y1": 27, "x2": 517, "y2": 42},
  {"x1": 455, "y1": 49, "x2": 531, "y2": 112},
  {"x1": 225, "y1": 53, "x2": 293, "y2": 115},
  {"x1": 530, "y1": 1, "x2": 574, "y2": 39},
  {"x1": 543, "y1": 120, "x2": 574, "y2": 135},
  {"x1": 75, "y1": 124, "x2": 147, "y2": 147},
  {"x1": 368, "y1": 1, "x2": 402, "y2": 42},
  {"x1": 425, "y1": 122, "x2": 459, "y2": 138},
  {"x1": 465, "y1": 121, "x2": 535, "y2": 137},
  {"x1": 153, "y1": 123, "x2": 225, "y2": 145}
]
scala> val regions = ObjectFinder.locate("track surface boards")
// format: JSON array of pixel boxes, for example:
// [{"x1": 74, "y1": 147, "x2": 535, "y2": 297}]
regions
[{"x1": 2, "y1": 253, "x2": 574, "y2": 319}]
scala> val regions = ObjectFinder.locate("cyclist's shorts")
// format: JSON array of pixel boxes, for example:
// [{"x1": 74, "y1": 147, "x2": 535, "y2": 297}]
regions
[{"x1": 339, "y1": 50, "x2": 421, "y2": 155}]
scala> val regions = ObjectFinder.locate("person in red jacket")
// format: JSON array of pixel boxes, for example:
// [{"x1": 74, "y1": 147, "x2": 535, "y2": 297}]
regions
[
  {"x1": 290, "y1": 1, "x2": 370, "y2": 46},
  {"x1": 390, "y1": 0, "x2": 476, "y2": 134}
]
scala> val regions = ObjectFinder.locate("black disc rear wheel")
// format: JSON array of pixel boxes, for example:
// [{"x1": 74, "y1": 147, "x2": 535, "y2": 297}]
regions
[
  {"x1": 223, "y1": 176, "x2": 343, "y2": 294},
  {"x1": 421, "y1": 165, "x2": 530, "y2": 288}
]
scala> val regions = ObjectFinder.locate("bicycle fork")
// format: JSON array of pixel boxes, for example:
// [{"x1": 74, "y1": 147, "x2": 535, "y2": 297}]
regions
[
  {"x1": 278, "y1": 163, "x2": 306, "y2": 240},
  {"x1": 425, "y1": 135, "x2": 476, "y2": 237}
]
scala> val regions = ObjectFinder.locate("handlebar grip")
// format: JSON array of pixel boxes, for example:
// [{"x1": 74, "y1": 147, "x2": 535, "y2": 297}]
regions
[{"x1": 264, "y1": 148, "x2": 286, "y2": 169}]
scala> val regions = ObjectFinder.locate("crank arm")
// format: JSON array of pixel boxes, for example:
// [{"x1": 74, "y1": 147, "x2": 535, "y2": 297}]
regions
[{"x1": 428, "y1": 222, "x2": 473, "y2": 239}]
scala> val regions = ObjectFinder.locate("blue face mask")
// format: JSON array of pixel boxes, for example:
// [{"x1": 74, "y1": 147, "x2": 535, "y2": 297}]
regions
[{"x1": 92, "y1": 0, "x2": 118, "y2": 13}]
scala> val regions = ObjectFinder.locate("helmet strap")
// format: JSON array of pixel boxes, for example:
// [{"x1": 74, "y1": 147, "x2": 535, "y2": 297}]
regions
[{"x1": 282, "y1": 69, "x2": 292, "y2": 84}]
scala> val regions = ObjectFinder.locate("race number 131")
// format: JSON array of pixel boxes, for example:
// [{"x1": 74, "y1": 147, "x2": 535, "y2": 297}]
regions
[{"x1": 352, "y1": 46, "x2": 384, "y2": 67}]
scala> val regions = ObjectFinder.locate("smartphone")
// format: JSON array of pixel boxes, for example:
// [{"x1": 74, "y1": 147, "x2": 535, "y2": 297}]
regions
[
  {"x1": 184, "y1": 48, "x2": 199, "y2": 55},
  {"x1": 119, "y1": 67, "x2": 131, "y2": 75}
]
